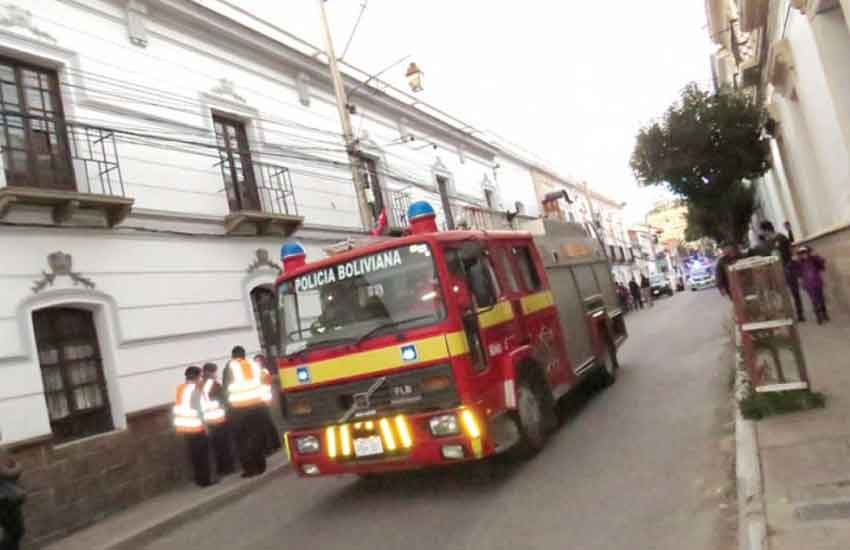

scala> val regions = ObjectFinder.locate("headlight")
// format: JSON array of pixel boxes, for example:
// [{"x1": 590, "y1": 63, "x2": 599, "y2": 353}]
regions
[
  {"x1": 429, "y1": 414, "x2": 459, "y2": 436},
  {"x1": 295, "y1": 435, "x2": 320, "y2": 454}
]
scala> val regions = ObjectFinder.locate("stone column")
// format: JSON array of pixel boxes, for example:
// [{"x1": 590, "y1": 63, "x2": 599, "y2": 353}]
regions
[{"x1": 807, "y1": 7, "x2": 850, "y2": 222}]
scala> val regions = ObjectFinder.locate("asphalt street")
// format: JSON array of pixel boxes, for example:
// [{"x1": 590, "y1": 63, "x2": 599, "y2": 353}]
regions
[{"x1": 139, "y1": 289, "x2": 736, "y2": 550}]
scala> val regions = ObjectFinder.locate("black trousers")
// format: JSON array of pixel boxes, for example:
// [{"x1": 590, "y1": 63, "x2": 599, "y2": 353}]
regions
[
  {"x1": 0, "y1": 497, "x2": 24, "y2": 550},
  {"x1": 208, "y1": 422, "x2": 236, "y2": 476},
  {"x1": 261, "y1": 408, "x2": 282, "y2": 456},
  {"x1": 785, "y1": 268, "x2": 804, "y2": 321},
  {"x1": 232, "y1": 406, "x2": 268, "y2": 476},
  {"x1": 184, "y1": 433, "x2": 214, "y2": 486}
]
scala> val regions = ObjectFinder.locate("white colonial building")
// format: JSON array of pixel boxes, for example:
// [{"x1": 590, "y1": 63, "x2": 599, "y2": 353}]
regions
[
  {"x1": 706, "y1": 0, "x2": 850, "y2": 314},
  {"x1": 0, "y1": 0, "x2": 554, "y2": 543}
]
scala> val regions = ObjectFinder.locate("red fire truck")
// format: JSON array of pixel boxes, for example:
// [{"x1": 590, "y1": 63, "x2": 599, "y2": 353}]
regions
[{"x1": 276, "y1": 201, "x2": 627, "y2": 477}]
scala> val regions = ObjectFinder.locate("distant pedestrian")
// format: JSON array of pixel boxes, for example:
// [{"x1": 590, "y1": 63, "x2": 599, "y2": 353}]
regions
[
  {"x1": 254, "y1": 354, "x2": 282, "y2": 456},
  {"x1": 795, "y1": 246, "x2": 829, "y2": 324},
  {"x1": 715, "y1": 242, "x2": 741, "y2": 298},
  {"x1": 223, "y1": 346, "x2": 267, "y2": 478},
  {"x1": 784, "y1": 221, "x2": 795, "y2": 243},
  {"x1": 202, "y1": 363, "x2": 236, "y2": 476},
  {"x1": 616, "y1": 282, "x2": 630, "y2": 312},
  {"x1": 0, "y1": 447, "x2": 25, "y2": 550},
  {"x1": 173, "y1": 366, "x2": 216, "y2": 487},
  {"x1": 628, "y1": 278, "x2": 643, "y2": 310},
  {"x1": 756, "y1": 221, "x2": 805, "y2": 322},
  {"x1": 640, "y1": 273, "x2": 653, "y2": 307}
]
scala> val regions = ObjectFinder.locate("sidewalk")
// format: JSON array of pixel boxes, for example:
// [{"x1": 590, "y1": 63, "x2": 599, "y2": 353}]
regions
[
  {"x1": 747, "y1": 311, "x2": 850, "y2": 549},
  {"x1": 44, "y1": 453, "x2": 290, "y2": 550}
]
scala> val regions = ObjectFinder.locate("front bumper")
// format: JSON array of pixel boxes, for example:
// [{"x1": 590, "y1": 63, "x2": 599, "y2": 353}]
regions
[
  {"x1": 690, "y1": 280, "x2": 715, "y2": 290},
  {"x1": 285, "y1": 406, "x2": 490, "y2": 477}
]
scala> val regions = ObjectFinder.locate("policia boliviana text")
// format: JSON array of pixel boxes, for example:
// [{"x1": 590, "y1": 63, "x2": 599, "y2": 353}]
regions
[{"x1": 172, "y1": 346, "x2": 276, "y2": 484}]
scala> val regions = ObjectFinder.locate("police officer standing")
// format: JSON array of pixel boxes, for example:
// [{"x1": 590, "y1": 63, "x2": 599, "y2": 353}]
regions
[
  {"x1": 173, "y1": 366, "x2": 216, "y2": 487},
  {"x1": 202, "y1": 363, "x2": 235, "y2": 476},
  {"x1": 223, "y1": 346, "x2": 267, "y2": 477}
]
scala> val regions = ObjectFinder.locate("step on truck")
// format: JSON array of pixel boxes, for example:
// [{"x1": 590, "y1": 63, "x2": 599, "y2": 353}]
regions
[{"x1": 276, "y1": 201, "x2": 627, "y2": 477}]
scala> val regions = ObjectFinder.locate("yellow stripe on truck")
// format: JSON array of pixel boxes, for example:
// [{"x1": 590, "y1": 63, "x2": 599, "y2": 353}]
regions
[
  {"x1": 281, "y1": 331, "x2": 468, "y2": 388},
  {"x1": 445, "y1": 331, "x2": 470, "y2": 357},
  {"x1": 477, "y1": 300, "x2": 515, "y2": 329},
  {"x1": 520, "y1": 290, "x2": 554, "y2": 316}
]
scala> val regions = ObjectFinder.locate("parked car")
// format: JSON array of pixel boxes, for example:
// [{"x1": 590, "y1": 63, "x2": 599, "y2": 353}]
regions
[
  {"x1": 688, "y1": 271, "x2": 716, "y2": 291},
  {"x1": 649, "y1": 273, "x2": 673, "y2": 297}
]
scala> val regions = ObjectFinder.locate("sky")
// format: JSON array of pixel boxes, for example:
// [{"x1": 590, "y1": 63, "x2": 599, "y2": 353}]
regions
[{"x1": 220, "y1": 1, "x2": 715, "y2": 223}]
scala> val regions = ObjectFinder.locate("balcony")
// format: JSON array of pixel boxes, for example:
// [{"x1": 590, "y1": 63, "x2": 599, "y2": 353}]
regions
[
  {"x1": 454, "y1": 204, "x2": 512, "y2": 231},
  {"x1": 0, "y1": 121, "x2": 134, "y2": 226},
  {"x1": 222, "y1": 160, "x2": 303, "y2": 237}
]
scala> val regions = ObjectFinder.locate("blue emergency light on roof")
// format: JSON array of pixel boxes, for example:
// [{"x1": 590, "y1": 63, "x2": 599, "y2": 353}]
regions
[
  {"x1": 408, "y1": 201, "x2": 435, "y2": 220},
  {"x1": 407, "y1": 201, "x2": 438, "y2": 235},
  {"x1": 281, "y1": 241, "x2": 306, "y2": 272}
]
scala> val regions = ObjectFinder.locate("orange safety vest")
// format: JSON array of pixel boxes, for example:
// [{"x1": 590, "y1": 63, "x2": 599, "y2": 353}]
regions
[
  {"x1": 173, "y1": 382, "x2": 204, "y2": 434},
  {"x1": 202, "y1": 379, "x2": 227, "y2": 425},
  {"x1": 226, "y1": 359, "x2": 265, "y2": 408}
]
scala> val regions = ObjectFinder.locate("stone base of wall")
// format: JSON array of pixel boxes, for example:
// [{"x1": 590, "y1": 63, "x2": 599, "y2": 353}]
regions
[
  {"x1": 805, "y1": 226, "x2": 850, "y2": 317},
  {"x1": 10, "y1": 408, "x2": 189, "y2": 548}
]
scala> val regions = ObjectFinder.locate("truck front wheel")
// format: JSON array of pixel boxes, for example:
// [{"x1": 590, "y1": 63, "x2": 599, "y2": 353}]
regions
[{"x1": 511, "y1": 374, "x2": 550, "y2": 458}]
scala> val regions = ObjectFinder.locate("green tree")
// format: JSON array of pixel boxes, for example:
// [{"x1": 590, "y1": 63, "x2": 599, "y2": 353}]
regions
[{"x1": 631, "y1": 84, "x2": 770, "y2": 243}]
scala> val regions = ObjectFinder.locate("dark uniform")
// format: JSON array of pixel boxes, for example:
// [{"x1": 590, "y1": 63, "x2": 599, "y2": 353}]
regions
[
  {"x1": 0, "y1": 448, "x2": 25, "y2": 550},
  {"x1": 202, "y1": 365, "x2": 236, "y2": 476},
  {"x1": 174, "y1": 369, "x2": 216, "y2": 487},
  {"x1": 223, "y1": 353, "x2": 267, "y2": 478}
]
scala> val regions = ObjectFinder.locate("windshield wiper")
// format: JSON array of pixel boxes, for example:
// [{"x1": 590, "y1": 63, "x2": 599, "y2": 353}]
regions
[
  {"x1": 356, "y1": 314, "x2": 437, "y2": 346},
  {"x1": 305, "y1": 335, "x2": 358, "y2": 351}
]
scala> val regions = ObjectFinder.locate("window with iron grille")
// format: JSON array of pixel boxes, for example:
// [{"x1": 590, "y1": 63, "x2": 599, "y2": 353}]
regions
[
  {"x1": 0, "y1": 57, "x2": 74, "y2": 190},
  {"x1": 251, "y1": 286, "x2": 279, "y2": 368},
  {"x1": 32, "y1": 308, "x2": 113, "y2": 443},
  {"x1": 213, "y1": 114, "x2": 260, "y2": 212}
]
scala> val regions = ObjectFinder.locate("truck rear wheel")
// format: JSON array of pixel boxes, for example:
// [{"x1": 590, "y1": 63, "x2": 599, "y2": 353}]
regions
[{"x1": 511, "y1": 374, "x2": 550, "y2": 458}]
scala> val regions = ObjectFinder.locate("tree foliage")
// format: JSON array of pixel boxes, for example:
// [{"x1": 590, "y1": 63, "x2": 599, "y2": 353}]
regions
[
  {"x1": 631, "y1": 84, "x2": 771, "y2": 243},
  {"x1": 684, "y1": 184, "x2": 757, "y2": 244}
]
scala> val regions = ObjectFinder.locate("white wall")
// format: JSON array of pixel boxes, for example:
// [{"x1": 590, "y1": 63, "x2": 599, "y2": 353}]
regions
[{"x1": 0, "y1": 0, "x2": 547, "y2": 444}]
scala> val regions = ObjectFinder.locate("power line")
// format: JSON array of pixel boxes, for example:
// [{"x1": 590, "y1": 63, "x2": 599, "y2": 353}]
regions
[{"x1": 340, "y1": 1, "x2": 368, "y2": 61}]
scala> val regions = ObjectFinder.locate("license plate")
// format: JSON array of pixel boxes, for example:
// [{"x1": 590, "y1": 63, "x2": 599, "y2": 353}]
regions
[{"x1": 353, "y1": 435, "x2": 384, "y2": 457}]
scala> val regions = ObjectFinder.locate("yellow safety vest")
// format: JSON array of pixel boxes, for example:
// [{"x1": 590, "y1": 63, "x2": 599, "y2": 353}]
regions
[
  {"x1": 226, "y1": 359, "x2": 265, "y2": 408},
  {"x1": 173, "y1": 382, "x2": 203, "y2": 434},
  {"x1": 202, "y1": 379, "x2": 227, "y2": 425}
]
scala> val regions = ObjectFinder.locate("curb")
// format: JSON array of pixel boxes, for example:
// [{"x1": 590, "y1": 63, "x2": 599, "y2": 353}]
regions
[
  {"x1": 109, "y1": 460, "x2": 291, "y2": 550},
  {"x1": 734, "y1": 342, "x2": 768, "y2": 550}
]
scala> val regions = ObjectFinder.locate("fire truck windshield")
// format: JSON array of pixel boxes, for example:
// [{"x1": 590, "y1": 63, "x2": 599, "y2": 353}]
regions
[{"x1": 278, "y1": 243, "x2": 445, "y2": 354}]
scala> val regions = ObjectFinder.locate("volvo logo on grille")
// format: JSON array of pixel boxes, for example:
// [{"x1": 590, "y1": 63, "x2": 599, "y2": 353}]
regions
[
  {"x1": 339, "y1": 376, "x2": 387, "y2": 423},
  {"x1": 391, "y1": 384, "x2": 414, "y2": 398},
  {"x1": 353, "y1": 392, "x2": 371, "y2": 410}
]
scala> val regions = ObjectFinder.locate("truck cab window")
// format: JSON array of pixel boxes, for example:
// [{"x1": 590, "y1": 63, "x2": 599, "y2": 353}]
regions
[
  {"x1": 467, "y1": 256, "x2": 499, "y2": 308},
  {"x1": 494, "y1": 248, "x2": 519, "y2": 293},
  {"x1": 514, "y1": 246, "x2": 542, "y2": 291}
]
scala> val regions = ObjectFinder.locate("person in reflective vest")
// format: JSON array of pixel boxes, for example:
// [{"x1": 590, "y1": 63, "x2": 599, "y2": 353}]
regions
[
  {"x1": 223, "y1": 347, "x2": 267, "y2": 477},
  {"x1": 254, "y1": 354, "x2": 283, "y2": 456},
  {"x1": 173, "y1": 366, "x2": 216, "y2": 487},
  {"x1": 202, "y1": 363, "x2": 235, "y2": 476}
]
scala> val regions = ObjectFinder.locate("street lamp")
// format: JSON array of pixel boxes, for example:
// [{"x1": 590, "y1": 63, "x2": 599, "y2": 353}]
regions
[{"x1": 406, "y1": 62, "x2": 424, "y2": 93}]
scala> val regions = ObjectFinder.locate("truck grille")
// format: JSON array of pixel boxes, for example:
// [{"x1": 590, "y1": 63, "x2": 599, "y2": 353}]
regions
[{"x1": 281, "y1": 363, "x2": 459, "y2": 430}]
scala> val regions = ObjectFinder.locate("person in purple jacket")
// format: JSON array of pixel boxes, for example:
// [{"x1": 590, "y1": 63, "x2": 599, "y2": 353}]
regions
[{"x1": 795, "y1": 246, "x2": 829, "y2": 324}]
